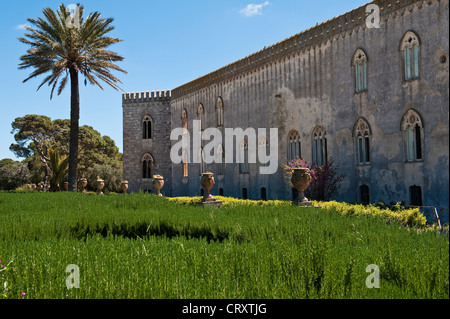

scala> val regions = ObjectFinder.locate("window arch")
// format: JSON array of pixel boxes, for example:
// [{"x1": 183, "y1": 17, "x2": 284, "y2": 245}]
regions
[
  {"x1": 239, "y1": 139, "x2": 249, "y2": 174},
  {"x1": 142, "y1": 115, "x2": 152, "y2": 139},
  {"x1": 400, "y1": 31, "x2": 420, "y2": 81},
  {"x1": 258, "y1": 136, "x2": 270, "y2": 167},
  {"x1": 287, "y1": 130, "x2": 301, "y2": 161},
  {"x1": 312, "y1": 126, "x2": 327, "y2": 166},
  {"x1": 402, "y1": 109, "x2": 423, "y2": 162},
  {"x1": 216, "y1": 97, "x2": 224, "y2": 127},
  {"x1": 181, "y1": 108, "x2": 188, "y2": 134},
  {"x1": 353, "y1": 49, "x2": 368, "y2": 93},
  {"x1": 197, "y1": 104, "x2": 205, "y2": 131},
  {"x1": 142, "y1": 153, "x2": 154, "y2": 179},
  {"x1": 217, "y1": 144, "x2": 225, "y2": 175},
  {"x1": 199, "y1": 147, "x2": 206, "y2": 175},
  {"x1": 182, "y1": 149, "x2": 189, "y2": 178},
  {"x1": 354, "y1": 118, "x2": 371, "y2": 165}
]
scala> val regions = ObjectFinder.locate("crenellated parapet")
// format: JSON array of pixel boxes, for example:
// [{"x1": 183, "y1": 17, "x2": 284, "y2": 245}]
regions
[
  {"x1": 123, "y1": 90, "x2": 171, "y2": 105},
  {"x1": 171, "y1": 0, "x2": 438, "y2": 98}
]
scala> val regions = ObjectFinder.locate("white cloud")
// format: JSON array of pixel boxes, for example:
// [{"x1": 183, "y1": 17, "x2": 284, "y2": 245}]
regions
[
  {"x1": 15, "y1": 24, "x2": 30, "y2": 30},
  {"x1": 239, "y1": 1, "x2": 270, "y2": 17}
]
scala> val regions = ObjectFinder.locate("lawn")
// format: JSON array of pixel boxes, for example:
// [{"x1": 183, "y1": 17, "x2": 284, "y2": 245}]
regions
[{"x1": 0, "y1": 191, "x2": 448, "y2": 299}]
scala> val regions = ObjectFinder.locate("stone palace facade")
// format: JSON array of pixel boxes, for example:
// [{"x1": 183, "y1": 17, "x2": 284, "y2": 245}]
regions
[{"x1": 123, "y1": 0, "x2": 449, "y2": 210}]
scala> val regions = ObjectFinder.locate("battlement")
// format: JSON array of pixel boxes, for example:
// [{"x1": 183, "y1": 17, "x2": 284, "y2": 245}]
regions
[
  {"x1": 171, "y1": 0, "x2": 433, "y2": 98},
  {"x1": 123, "y1": 90, "x2": 171, "y2": 104}
]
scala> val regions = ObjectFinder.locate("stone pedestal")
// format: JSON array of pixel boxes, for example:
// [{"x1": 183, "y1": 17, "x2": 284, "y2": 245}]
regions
[
  {"x1": 197, "y1": 172, "x2": 223, "y2": 207},
  {"x1": 291, "y1": 168, "x2": 313, "y2": 207}
]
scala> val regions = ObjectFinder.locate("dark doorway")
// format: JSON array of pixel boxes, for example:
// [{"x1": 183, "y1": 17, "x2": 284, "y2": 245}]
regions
[
  {"x1": 261, "y1": 187, "x2": 267, "y2": 201},
  {"x1": 410, "y1": 185, "x2": 423, "y2": 206},
  {"x1": 360, "y1": 185, "x2": 370, "y2": 205},
  {"x1": 242, "y1": 188, "x2": 248, "y2": 200}
]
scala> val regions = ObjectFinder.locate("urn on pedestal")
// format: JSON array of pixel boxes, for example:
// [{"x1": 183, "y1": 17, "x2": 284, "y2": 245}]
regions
[
  {"x1": 197, "y1": 172, "x2": 222, "y2": 207},
  {"x1": 96, "y1": 177, "x2": 105, "y2": 195},
  {"x1": 291, "y1": 167, "x2": 313, "y2": 206},
  {"x1": 200, "y1": 172, "x2": 216, "y2": 202},
  {"x1": 152, "y1": 175, "x2": 164, "y2": 197},
  {"x1": 78, "y1": 177, "x2": 88, "y2": 194}
]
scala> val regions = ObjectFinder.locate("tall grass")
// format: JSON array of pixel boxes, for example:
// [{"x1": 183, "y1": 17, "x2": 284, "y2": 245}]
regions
[{"x1": 0, "y1": 191, "x2": 448, "y2": 299}]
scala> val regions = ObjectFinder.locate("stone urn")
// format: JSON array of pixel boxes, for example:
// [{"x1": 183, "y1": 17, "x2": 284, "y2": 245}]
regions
[
  {"x1": 200, "y1": 172, "x2": 216, "y2": 202},
  {"x1": 78, "y1": 178, "x2": 88, "y2": 194},
  {"x1": 291, "y1": 167, "x2": 312, "y2": 206},
  {"x1": 96, "y1": 177, "x2": 105, "y2": 195},
  {"x1": 64, "y1": 182, "x2": 69, "y2": 191},
  {"x1": 152, "y1": 175, "x2": 164, "y2": 197},
  {"x1": 121, "y1": 181, "x2": 129, "y2": 194}
]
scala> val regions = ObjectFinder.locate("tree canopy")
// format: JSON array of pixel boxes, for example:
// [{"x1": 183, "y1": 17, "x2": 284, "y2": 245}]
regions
[{"x1": 9, "y1": 114, "x2": 122, "y2": 192}]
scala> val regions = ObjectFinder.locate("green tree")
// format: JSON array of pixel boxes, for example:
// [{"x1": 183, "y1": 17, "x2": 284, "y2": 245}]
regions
[
  {"x1": 0, "y1": 159, "x2": 30, "y2": 190},
  {"x1": 85, "y1": 163, "x2": 122, "y2": 193},
  {"x1": 48, "y1": 148, "x2": 69, "y2": 191},
  {"x1": 10, "y1": 115, "x2": 123, "y2": 190},
  {"x1": 18, "y1": 4, "x2": 127, "y2": 191},
  {"x1": 10, "y1": 115, "x2": 55, "y2": 189}
]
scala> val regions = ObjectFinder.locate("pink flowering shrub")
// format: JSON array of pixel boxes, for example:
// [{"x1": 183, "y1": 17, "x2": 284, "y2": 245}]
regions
[{"x1": 282, "y1": 157, "x2": 346, "y2": 201}]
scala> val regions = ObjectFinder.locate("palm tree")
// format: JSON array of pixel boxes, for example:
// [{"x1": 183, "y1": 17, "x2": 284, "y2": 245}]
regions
[
  {"x1": 18, "y1": 4, "x2": 127, "y2": 191},
  {"x1": 48, "y1": 148, "x2": 69, "y2": 191}
]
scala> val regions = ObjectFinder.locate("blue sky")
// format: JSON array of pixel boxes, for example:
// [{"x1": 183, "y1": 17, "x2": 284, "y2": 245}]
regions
[{"x1": 0, "y1": 0, "x2": 368, "y2": 161}]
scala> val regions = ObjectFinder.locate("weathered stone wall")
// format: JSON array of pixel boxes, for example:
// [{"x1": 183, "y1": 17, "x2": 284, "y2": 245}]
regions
[
  {"x1": 168, "y1": 0, "x2": 449, "y2": 208},
  {"x1": 122, "y1": 91, "x2": 172, "y2": 195},
  {"x1": 124, "y1": 0, "x2": 449, "y2": 209}
]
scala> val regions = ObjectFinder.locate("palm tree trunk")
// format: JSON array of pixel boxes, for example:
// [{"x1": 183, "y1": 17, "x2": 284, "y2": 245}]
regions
[{"x1": 68, "y1": 68, "x2": 80, "y2": 192}]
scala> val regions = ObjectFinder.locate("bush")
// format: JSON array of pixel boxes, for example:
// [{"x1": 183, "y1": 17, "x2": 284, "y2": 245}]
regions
[
  {"x1": 282, "y1": 157, "x2": 345, "y2": 201},
  {"x1": 85, "y1": 164, "x2": 123, "y2": 193},
  {"x1": 167, "y1": 196, "x2": 427, "y2": 228},
  {"x1": 316, "y1": 201, "x2": 427, "y2": 228}
]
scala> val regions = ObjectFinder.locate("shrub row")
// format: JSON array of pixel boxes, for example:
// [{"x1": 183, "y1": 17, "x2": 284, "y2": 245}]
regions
[{"x1": 167, "y1": 197, "x2": 428, "y2": 228}]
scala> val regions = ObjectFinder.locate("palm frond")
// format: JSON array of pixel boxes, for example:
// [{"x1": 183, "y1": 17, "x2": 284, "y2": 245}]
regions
[{"x1": 18, "y1": 3, "x2": 127, "y2": 98}]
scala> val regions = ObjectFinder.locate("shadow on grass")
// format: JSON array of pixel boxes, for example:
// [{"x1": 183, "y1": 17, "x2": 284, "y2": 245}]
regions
[{"x1": 69, "y1": 220, "x2": 230, "y2": 243}]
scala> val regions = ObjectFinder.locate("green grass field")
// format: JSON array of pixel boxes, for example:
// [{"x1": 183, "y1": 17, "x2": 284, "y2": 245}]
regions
[{"x1": 0, "y1": 191, "x2": 448, "y2": 299}]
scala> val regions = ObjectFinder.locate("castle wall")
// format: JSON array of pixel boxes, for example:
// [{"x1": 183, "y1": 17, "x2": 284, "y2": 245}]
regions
[
  {"x1": 168, "y1": 0, "x2": 449, "y2": 208},
  {"x1": 123, "y1": 0, "x2": 449, "y2": 209},
  {"x1": 123, "y1": 91, "x2": 173, "y2": 195}
]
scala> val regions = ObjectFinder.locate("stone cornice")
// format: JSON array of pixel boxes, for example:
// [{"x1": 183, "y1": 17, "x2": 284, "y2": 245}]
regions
[{"x1": 171, "y1": 0, "x2": 438, "y2": 99}]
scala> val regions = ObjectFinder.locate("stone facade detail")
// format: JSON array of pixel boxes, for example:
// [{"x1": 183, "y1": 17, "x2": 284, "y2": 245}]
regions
[
  {"x1": 123, "y1": 0, "x2": 449, "y2": 209},
  {"x1": 123, "y1": 91, "x2": 172, "y2": 194}
]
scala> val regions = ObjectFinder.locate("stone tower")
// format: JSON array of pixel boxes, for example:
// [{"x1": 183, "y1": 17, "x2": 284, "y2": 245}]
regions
[{"x1": 122, "y1": 90, "x2": 172, "y2": 195}]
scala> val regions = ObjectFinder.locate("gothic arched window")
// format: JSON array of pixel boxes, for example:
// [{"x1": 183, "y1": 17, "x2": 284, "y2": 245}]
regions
[
  {"x1": 355, "y1": 118, "x2": 371, "y2": 165},
  {"x1": 239, "y1": 139, "x2": 249, "y2": 174},
  {"x1": 312, "y1": 126, "x2": 327, "y2": 166},
  {"x1": 197, "y1": 104, "x2": 205, "y2": 131},
  {"x1": 182, "y1": 149, "x2": 189, "y2": 178},
  {"x1": 142, "y1": 153, "x2": 154, "y2": 179},
  {"x1": 287, "y1": 130, "x2": 301, "y2": 161},
  {"x1": 142, "y1": 115, "x2": 152, "y2": 139},
  {"x1": 216, "y1": 97, "x2": 224, "y2": 127},
  {"x1": 353, "y1": 49, "x2": 368, "y2": 93},
  {"x1": 402, "y1": 110, "x2": 423, "y2": 162},
  {"x1": 181, "y1": 108, "x2": 188, "y2": 134},
  {"x1": 401, "y1": 31, "x2": 420, "y2": 81}
]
